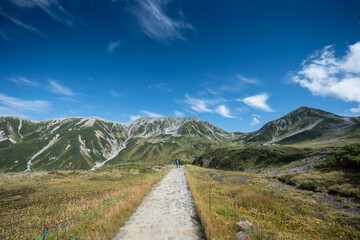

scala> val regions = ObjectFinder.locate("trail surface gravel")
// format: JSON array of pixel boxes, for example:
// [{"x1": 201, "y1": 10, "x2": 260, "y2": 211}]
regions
[{"x1": 113, "y1": 167, "x2": 204, "y2": 240}]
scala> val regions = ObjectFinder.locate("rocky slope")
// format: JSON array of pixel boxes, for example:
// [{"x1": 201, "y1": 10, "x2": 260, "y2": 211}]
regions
[
  {"x1": 0, "y1": 106, "x2": 358, "y2": 172},
  {"x1": 234, "y1": 107, "x2": 360, "y2": 146},
  {"x1": 0, "y1": 116, "x2": 231, "y2": 171}
]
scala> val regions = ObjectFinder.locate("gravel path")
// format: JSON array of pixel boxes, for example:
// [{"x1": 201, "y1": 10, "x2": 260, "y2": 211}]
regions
[{"x1": 113, "y1": 167, "x2": 204, "y2": 240}]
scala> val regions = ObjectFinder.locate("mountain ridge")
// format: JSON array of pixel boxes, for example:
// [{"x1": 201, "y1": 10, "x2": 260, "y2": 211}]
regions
[{"x1": 0, "y1": 106, "x2": 359, "y2": 172}]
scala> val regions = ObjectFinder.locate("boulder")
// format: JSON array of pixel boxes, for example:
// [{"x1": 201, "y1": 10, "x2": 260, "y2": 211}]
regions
[
  {"x1": 236, "y1": 220, "x2": 252, "y2": 231},
  {"x1": 236, "y1": 231, "x2": 249, "y2": 240}
]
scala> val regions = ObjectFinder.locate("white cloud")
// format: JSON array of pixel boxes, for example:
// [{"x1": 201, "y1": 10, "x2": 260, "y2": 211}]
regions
[
  {"x1": 0, "y1": 9, "x2": 45, "y2": 36},
  {"x1": 130, "y1": 115, "x2": 142, "y2": 121},
  {"x1": 214, "y1": 105, "x2": 235, "y2": 118},
  {"x1": 140, "y1": 110, "x2": 164, "y2": 117},
  {"x1": 174, "y1": 111, "x2": 184, "y2": 117},
  {"x1": 48, "y1": 80, "x2": 74, "y2": 96},
  {"x1": 236, "y1": 74, "x2": 260, "y2": 85},
  {"x1": 341, "y1": 42, "x2": 360, "y2": 73},
  {"x1": 148, "y1": 83, "x2": 171, "y2": 92},
  {"x1": 184, "y1": 94, "x2": 213, "y2": 113},
  {"x1": 349, "y1": 106, "x2": 360, "y2": 113},
  {"x1": 0, "y1": 93, "x2": 51, "y2": 113},
  {"x1": 107, "y1": 40, "x2": 121, "y2": 53},
  {"x1": 291, "y1": 42, "x2": 360, "y2": 104},
  {"x1": 250, "y1": 117, "x2": 260, "y2": 126},
  {"x1": 8, "y1": 76, "x2": 38, "y2": 87},
  {"x1": 239, "y1": 93, "x2": 273, "y2": 112},
  {"x1": 184, "y1": 94, "x2": 236, "y2": 118},
  {"x1": 9, "y1": 0, "x2": 74, "y2": 27},
  {"x1": 133, "y1": 0, "x2": 193, "y2": 42}
]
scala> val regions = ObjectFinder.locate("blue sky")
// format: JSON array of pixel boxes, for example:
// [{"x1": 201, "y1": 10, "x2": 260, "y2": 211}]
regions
[{"x1": 1, "y1": 0, "x2": 360, "y2": 132}]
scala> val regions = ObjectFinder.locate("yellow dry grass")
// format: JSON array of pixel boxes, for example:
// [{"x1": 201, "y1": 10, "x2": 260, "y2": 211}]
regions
[
  {"x1": 0, "y1": 166, "x2": 170, "y2": 240},
  {"x1": 185, "y1": 165, "x2": 360, "y2": 240}
]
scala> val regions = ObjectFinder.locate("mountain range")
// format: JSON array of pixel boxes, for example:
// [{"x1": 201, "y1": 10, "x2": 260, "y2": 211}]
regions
[{"x1": 0, "y1": 107, "x2": 359, "y2": 172}]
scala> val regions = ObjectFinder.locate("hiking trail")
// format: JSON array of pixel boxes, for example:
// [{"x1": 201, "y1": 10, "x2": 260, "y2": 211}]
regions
[{"x1": 113, "y1": 167, "x2": 204, "y2": 240}]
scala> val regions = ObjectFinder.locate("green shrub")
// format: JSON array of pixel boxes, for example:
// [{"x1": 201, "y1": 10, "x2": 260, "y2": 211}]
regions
[
  {"x1": 298, "y1": 180, "x2": 318, "y2": 191},
  {"x1": 278, "y1": 174, "x2": 296, "y2": 186},
  {"x1": 316, "y1": 143, "x2": 360, "y2": 170}
]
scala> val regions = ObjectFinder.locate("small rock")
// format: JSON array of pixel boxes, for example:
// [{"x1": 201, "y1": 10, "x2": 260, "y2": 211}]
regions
[
  {"x1": 236, "y1": 220, "x2": 252, "y2": 231},
  {"x1": 236, "y1": 231, "x2": 249, "y2": 240}
]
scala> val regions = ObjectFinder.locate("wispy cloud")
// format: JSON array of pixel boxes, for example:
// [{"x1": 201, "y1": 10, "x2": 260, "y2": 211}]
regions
[
  {"x1": 184, "y1": 94, "x2": 213, "y2": 113},
  {"x1": 0, "y1": 30, "x2": 10, "y2": 41},
  {"x1": 238, "y1": 93, "x2": 273, "y2": 112},
  {"x1": 184, "y1": 94, "x2": 236, "y2": 118},
  {"x1": 0, "y1": 9, "x2": 45, "y2": 36},
  {"x1": 0, "y1": 106, "x2": 26, "y2": 117},
  {"x1": 291, "y1": 42, "x2": 360, "y2": 104},
  {"x1": 206, "y1": 73, "x2": 262, "y2": 93},
  {"x1": 8, "y1": 76, "x2": 38, "y2": 87},
  {"x1": 48, "y1": 80, "x2": 74, "y2": 96},
  {"x1": 9, "y1": 0, "x2": 74, "y2": 27},
  {"x1": 174, "y1": 110, "x2": 184, "y2": 117},
  {"x1": 236, "y1": 74, "x2": 261, "y2": 85},
  {"x1": 133, "y1": 0, "x2": 193, "y2": 42},
  {"x1": 207, "y1": 88, "x2": 218, "y2": 95},
  {"x1": 140, "y1": 110, "x2": 164, "y2": 117},
  {"x1": 107, "y1": 40, "x2": 121, "y2": 53},
  {"x1": 109, "y1": 90, "x2": 123, "y2": 98},
  {"x1": 250, "y1": 117, "x2": 260, "y2": 126},
  {"x1": 148, "y1": 83, "x2": 171, "y2": 92},
  {"x1": 214, "y1": 105, "x2": 235, "y2": 118},
  {"x1": 130, "y1": 115, "x2": 142, "y2": 121},
  {"x1": 0, "y1": 93, "x2": 51, "y2": 113}
]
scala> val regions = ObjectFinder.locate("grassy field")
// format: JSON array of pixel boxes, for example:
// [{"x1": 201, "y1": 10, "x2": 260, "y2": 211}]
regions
[
  {"x1": 0, "y1": 164, "x2": 169, "y2": 240},
  {"x1": 185, "y1": 165, "x2": 360, "y2": 240}
]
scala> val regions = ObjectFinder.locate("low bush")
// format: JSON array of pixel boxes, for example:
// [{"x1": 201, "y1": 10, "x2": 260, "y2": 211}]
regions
[
  {"x1": 316, "y1": 143, "x2": 360, "y2": 170},
  {"x1": 298, "y1": 180, "x2": 318, "y2": 191}
]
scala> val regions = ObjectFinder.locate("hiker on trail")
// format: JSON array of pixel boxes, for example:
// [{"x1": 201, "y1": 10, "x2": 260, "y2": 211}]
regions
[
  {"x1": 175, "y1": 159, "x2": 179, "y2": 168},
  {"x1": 178, "y1": 159, "x2": 182, "y2": 167}
]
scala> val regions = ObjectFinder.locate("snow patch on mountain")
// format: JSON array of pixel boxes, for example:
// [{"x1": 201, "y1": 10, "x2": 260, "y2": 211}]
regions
[
  {"x1": 84, "y1": 118, "x2": 96, "y2": 127},
  {"x1": 25, "y1": 134, "x2": 60, "y2": 172},
  {"x1": 91, "y1": 138, "x2": 128, "y2": 170},
  {"x1": 18, "y1": 119, "x2": 23, "y2": 139},
  {"x1": 0, "y1": 130, "x2": 6, "y2": 142},
  {"x1": 50, "y1": 125, "x2": 61, "y2": 134},
  {"x1": 79, "y1": 135, "x2": 91, "y2": 157}
]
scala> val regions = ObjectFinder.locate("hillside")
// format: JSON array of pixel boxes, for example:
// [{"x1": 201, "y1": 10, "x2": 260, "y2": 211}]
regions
[
  {"x1": 234, "y1": 106, "x2": 360, "y2": 146},
  {"x1": 192, "y1": 146, "x2": 322, "y2": 173},
  {"x1": 0, "y1": 116, "x2": 231, "y2": 171},
  {"x1": 0, "y1": 106, "x2": 359, "y2": 172}
]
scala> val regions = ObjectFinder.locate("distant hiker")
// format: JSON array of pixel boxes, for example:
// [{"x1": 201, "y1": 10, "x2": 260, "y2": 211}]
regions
[
  {"x1": 175, "y1": 159, "x2": 179, "y2": 168},
  {"x1": 178, "y1": 159, "x2": 182, "y2": 167}
]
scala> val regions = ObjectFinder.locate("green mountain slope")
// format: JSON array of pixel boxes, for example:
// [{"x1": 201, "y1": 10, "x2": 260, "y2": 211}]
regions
[
  {"x1": 234, "y1": 107, "x2": 360, "y2": 146},
  {"x1": 0, "y1": 107, "x2": 358, "y2": 172},
  {"x1": 0, "y1": 116, "x2": 231, "y2": 171}
]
